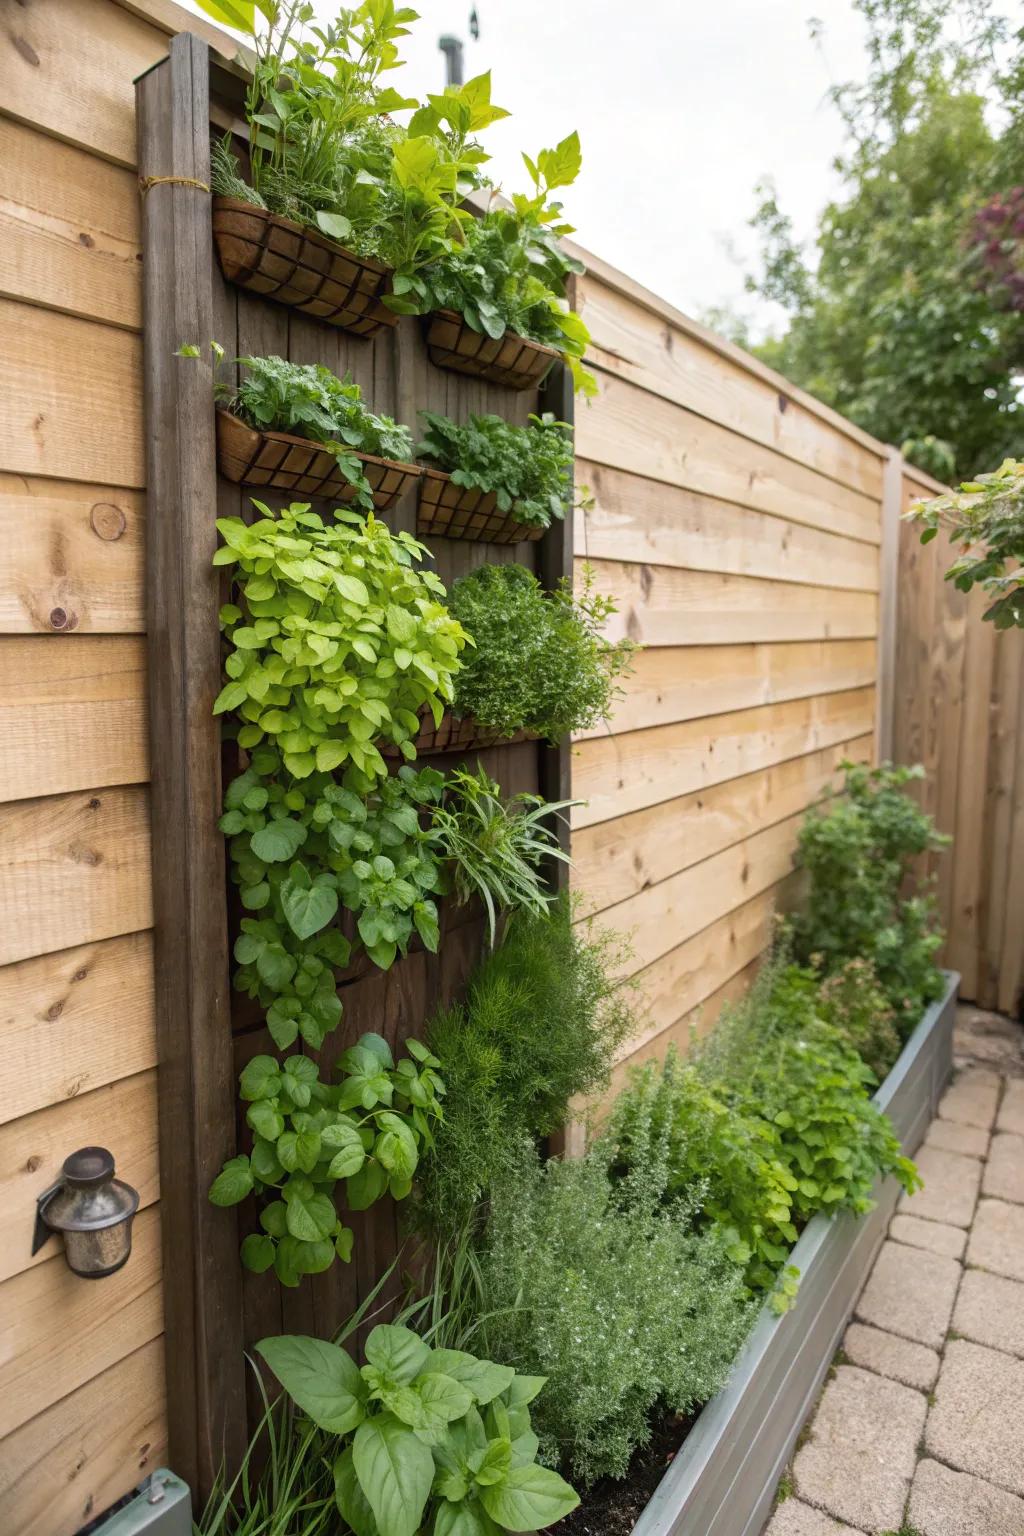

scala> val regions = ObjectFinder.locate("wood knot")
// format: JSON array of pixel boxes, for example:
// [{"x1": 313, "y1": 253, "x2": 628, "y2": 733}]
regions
[
  {"x1": 13, "y1": 35, "x2": 40, "y2": 66},
  {"x1": 49, "y1": 607, "x2": 78, "y2": 631},
  {"x1": 90, "y1": 502, "x2": 127, "y2": 541},
  {"x1": 87, "y1": 797, "x2": 100, "y2": 810},
  {"x1": 69, "y1": 843, "x2": 102, "y2": 866},
  {"x1": 78, "y1": 232, "x2": 95, "y2": 248},
  {"x1": 777, "y1": 394, "x2": 789, "y2": 414},
  {"x1": 25, "y1": 1155, "x2": 42, "y2": 1173},
  {"x1": 73, "y1": 967, "x2": 88, "y2": 982},
  {"x1": 46, "y1": 998, "x2": 65, "y2": 1020}
]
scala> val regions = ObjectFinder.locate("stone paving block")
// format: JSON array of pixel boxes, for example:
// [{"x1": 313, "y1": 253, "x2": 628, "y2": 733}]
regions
[
  {"x1": 890, "y1": 1212, "x2": 967, "y2": 1260},
  {"x1": 998, "y1": 1078, "x2": 1024, "y2": 1135},
  {"x1": 842, "y1": 1321, "x2": 939, "y2": 1390},
  {"x1": 793, "y1": 1365, "x2": 925, "y2": 1532},
  {"x1": 764, "y1": 1498, "x2": 866, "y2": 1536},
  {"x1": 983, "y1": 1132, "x2": 1024, "y2": 1205},
  {"x1": 952, "y1": 1266, "x2": 1024, "y2": 1358},
  {"x1": 908, "y1": 1457, "x2": 1024, "y2": 1536},
  {"x1": 925, "y1": 1117, "x2": 990, "y2": 1159},
  {"x1": 898, "y1": 1144, "x2": 982, "y2": 1228},
  {"x1": 939, "y1": 1067, "x2": 1002, "y2": 1130},
  {"x1": 967, "y1": 1198, "x2": 1024, "y2": 1282},
  {"x1": 855, "y1": 1239, "x2": 961, "y2": 1348},
  {"x1": 955, "y1": 1006, "x2": 1024, "y2": 1077},
  {"x1": 926, "y1": 1339, "x2": 1024, "y2": 1497}
]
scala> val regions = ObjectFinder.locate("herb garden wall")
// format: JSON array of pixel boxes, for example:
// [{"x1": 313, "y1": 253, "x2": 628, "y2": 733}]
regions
[{"x1": 0, "y1": 2, "x2": 928, "y2": 1533}]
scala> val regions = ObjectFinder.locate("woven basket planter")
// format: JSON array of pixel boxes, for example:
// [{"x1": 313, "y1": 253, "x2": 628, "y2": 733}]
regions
[
  {"x1": 381, "y1": 709, "x2": 536, "y2": 758},
  {"x1": 216, "y1": 409, "x2": 422, "y2": 511},
  {"x1": 417, "y1": 469, "x2": 546, "y2": 545},
  {"x1": 422, "y1": 309, "x2": 559, "y2": 391},
  {"x1": 212, "y1": 196, "x2": 398, "y2": 338}
]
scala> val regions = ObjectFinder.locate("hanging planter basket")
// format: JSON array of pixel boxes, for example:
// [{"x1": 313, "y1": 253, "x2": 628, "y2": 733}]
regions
[
  {"x1": 417, "y1": 469, "x2": 546, "y2": 546},
  {"x1": 381, "y1": 708, "x2": 537, "y2": 759},
  {"x1": 212, "y1": 196, "x2": 398, "y2": 338},
  {"x1": 422, "y1": 309, "x2": 560, "y2": 391},
  {"x1": 216, "y1": 409, "x2": 422, "y2": 512}
]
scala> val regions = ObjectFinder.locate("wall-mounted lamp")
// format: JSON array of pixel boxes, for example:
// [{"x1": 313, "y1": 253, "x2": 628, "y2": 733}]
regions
[{"x1": 32, "y1": 1146, "x2": 140, "y2": 1279}]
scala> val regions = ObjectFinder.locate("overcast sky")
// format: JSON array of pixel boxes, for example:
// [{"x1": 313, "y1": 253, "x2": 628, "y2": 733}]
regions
[{"x1": 184, "y1": 0, "x2": 871, "y2": 333}]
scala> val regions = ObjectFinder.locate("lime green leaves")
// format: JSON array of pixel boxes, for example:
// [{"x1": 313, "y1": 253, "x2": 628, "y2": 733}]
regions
[{"x1": 257, "y1": 1322, "x2": 578, "y2": 1536}]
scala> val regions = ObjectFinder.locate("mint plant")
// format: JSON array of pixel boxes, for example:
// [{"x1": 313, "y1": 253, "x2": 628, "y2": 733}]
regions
[
  {"x1": 209, "y1": 1033, "x2": 445, "y2": 1287},
  {"x1": 416, "y1": 411, "x2": 573, "y2": 532},
  {"x1": 256, "y1": 1322, "x2": 579, "y2": 1535},
  {"x1": 214, "y1": 502, "x2": 469, "y2": 785}
]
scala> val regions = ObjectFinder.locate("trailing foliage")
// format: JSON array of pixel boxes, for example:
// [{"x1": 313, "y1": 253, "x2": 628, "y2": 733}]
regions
[
  {"x1": 448, "y1": 563, "x2": 635, "y2": 744},
  {"x1": 475, "y1": 1145, "x2": 755, "y2": 1486},
  {"x1": 906, "y1": 458, "x2": 1024, "y2": 628},
  {"x1": 790, "y1": 762, "x2": 947, "y2": 1033},
  {"x1": 257, "y1": 1321, "x2": 579, "y2": 1536},
  {"x1": 230, "y1": 354, "x2": 413, "y2": 470},
  {"x1": 415, "y1": 898, "x2": 635, "y2": 1232},
  {"x1": 416, "y1": 410, "x2": 573, "y2": 532},
  {"x1": 214, "y1": 501, "x2": 468, "y2": 785},
  {"x1": 209, "y1": 1032, "x2": 444, "y2": 1286}
]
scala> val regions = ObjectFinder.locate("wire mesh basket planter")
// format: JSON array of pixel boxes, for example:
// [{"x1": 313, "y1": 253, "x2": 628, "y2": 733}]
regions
[
  {"x1": 380, "y1": 708, "x2": 537, "y2": 758},
  {"x1": 416, "y1": 469, "x2": 547, "y2": 545},
  {"x1": 422, "y1": 309, "x2": 560, "y2": 391},
  {"x1": 212, "y1": 197, "x2": 398, "y2": 338},
  {"x1": 216, "y1": 409, "x2": 422, "y2": 511}
]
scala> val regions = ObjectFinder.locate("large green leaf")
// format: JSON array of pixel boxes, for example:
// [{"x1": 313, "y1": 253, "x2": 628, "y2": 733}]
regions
[
  {"x1": 193, "y1": 0, "x2": 256, "y2": 31},
  {"x1": 208, "y1": 1155, "x2": 253, "y2": 1206},
  {"x1": 433, "y1": 1502, "x2": 501, "y2": 1536},
  {"x1": 364, "y1": 1325, "x2": 431, "y2": 1385},
  {"x1": 334, "y1": 1447, "x2": 379, "y2": 1536},
  {"x1": 412, "y1": 1372, "x2": 474, "y2": 1432},
  {"x1": 256, "y1": 1336, "x2": 366, "y2": 1434},
  {"x1": 429, "y1": 1352, "x2": 515, "y2": 1407},
  {"x1": 251, "y1": 818, "x2": 307, "y2": 863},
  {"x1": 478, "y1": 1464, "x2": 579, "y2": 1530},
  {"x1": 352, "y1": 1413, "x2": 434, "y2": 1536},
  {"x1": 281, "y1": 878, "x2": 339, "y2": 940},
  {"x1": 284, "y1": 1186, "x2": 336, "y2": 1243}
]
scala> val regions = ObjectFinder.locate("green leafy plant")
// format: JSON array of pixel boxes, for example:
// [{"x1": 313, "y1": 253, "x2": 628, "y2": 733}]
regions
[
  {"x1": 431, "y1": 765, "x2": 574, "y2": 946},
  {"x1": 790, "y1": 762, "x2": 947, "y2": 1034},
  {"x1": 255, "y1": 1321, "x2": 579, "y2": 1536},
  {"x1": 209, "y1": 1032, "x2": 444, "y2": 1286},
  {"x1": 416, "y1": 410, "x2": 573, "y2": 532},
  {"x1": 448, "y1": 563, "x2": 635, "y2": 744},
  {"x1": 906, "y1": 458, "x2": 1024, "y2": 628},
  {"x1": 214, "y1": 501, "x2": 469, "y2": 785},
  {"x1": 816, "y1": 956, "x2": 903, "y2": 1081},
  {"x1": 415, "y1": 897, "x2": 635, "y2": 1232}
]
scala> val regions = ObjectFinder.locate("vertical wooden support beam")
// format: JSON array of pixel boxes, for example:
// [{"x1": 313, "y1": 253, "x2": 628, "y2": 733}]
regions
[
  {"x1": 876, "y1": 446, "x2": 903, "y2": 763},
  {"x1": 137, "y1": 33, "x2": 247, "y2": 1498},
  {"x1": 538, "y1": 356, "x2": 575, "y2": 890}
]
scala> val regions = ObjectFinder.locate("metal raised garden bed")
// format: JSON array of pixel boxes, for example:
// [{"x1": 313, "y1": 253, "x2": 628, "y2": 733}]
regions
[{"x1": 632, "y1": 969, "x2": 959, "y2": 1536}]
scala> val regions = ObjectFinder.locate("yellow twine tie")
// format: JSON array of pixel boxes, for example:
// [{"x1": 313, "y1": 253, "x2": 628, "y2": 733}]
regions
[{"x1": 139, "y1": 175, "x2": 211, "y2": 195}]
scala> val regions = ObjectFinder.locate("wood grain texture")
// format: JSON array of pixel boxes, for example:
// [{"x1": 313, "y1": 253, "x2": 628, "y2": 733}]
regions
[
  {"x1": 0, "y1": 785, "x2": 151, "y2": 966},
  {"x1": 0, "y1": 1204, "x2": 163, "y2": 1439},
  {"x1": 585, "y1": 558, "x2": 878, "y2": 648},
  {"x1": 575, "y1": 459, "x2": 880, "y2": 592},
  {"x1": 0, "y1": 931, "x2": 156, "y2": 1124},
  {"x1": 0, "y1": 117, "x2": 141, "y2": 329},
  {"x1": 0, "y1": 302, "x2": 144, "y2": 485},
  {"x1": 574, "y1": 639, "x2": 877, "y2": 741},
  {"x1": 577, "y1": 274, "x2": 885, "y2": 500},
  {"x1": 0, "y1": 1068, "x2": 159, "y2": 1283},
  {"x1": 0, "y1": 635, "x2": 148, "y2": 800},
  {"x1": 573, "y1": 687, "x2": 876, "y2": 828},
  {"x1": 0, "y1": 473, "x2": 145, "y2": 634},
  {"x1": 0, "y1": 1337, "x2": 166, "y2": 1536},
  {"x1": 574, "y1": 734, "x2": 871, "y2": 914},
  {"x1": 577, "y1": 368, "x2": 881, "y2": 546}
]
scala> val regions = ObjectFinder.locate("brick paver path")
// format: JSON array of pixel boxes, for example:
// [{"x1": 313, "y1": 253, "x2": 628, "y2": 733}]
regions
[{"x1": 764, "y1": 1004, "x2": 1024, "y2": 1536}]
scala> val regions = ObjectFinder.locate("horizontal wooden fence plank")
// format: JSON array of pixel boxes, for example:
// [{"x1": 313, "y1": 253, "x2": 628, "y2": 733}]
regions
[
  {"x1": 0, "y1": 931, "x2": 156, "y2": 1125},
  {"x1": 575, "y1": 460, "x2": 880, "y2": 592},
  {"x1": 0, "y1": 1337, "x2": 167, "y2": 1536},
  {"x1": 0, "y1": 117, "x2": 141, "y2": 329},
  {"x1": 0, "y1": 1203, "x2": 163, "y2": 1438},
  {"x1": 577, "y1": 369, "x2": 881, "y2": 546},
  {"x1": 578, "y1": 276, "x2": 885, "y2": 501},
  {"x1": 575, "y1": 639, "x2": 877, "y2": 740},
  {"x1": 596, "y1": 812, "x2": 808, "y2": 978},
  {"x1": 586, "y1": 558, "x2": 878, "y2": 648},
  {"x1": 0, "y1": 301, "x2": 144, "y2": 486},
  {"x1": 0, "y1": 785, "x2": 152, "y2": 965},
  {"x1": 0, "y1": 473, "x2": 145, "y2": 634},
  {"x1": 573, "y1": 687, "x2": 876, "y2": 829},
  {"x1": 0, "y1": 635, "x2": 148, "y2": 800},
  {"x1": 575, "y1": 734, "x2": 871, "y2": 914},
  {"x1": 0, "y1": 1068, "x2": 159, "y2": 1283}
]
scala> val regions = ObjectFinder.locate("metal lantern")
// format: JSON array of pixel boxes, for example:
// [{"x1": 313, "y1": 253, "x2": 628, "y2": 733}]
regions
[{"x1": 32, "y1": 1146, "x2": 140, "y2": 1278}]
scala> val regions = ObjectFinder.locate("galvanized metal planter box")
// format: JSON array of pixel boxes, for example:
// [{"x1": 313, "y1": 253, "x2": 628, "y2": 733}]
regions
[{"x1": 632, "y1": 970, "x2": 959, "y2": 1536}]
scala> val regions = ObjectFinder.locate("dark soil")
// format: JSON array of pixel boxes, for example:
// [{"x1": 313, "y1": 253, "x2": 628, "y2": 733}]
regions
[{"x1": 551, "y1": 1405, "x2": 699, "y2": 1536}]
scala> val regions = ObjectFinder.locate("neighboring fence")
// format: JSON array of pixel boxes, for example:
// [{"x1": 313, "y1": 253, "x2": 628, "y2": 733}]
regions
[
  {"x1": 894, "y1": 464, "x2": 1024, "y2": 1015},
  {"x1": 569, "y1": 257, "x2": 887, "y2": 1097}
]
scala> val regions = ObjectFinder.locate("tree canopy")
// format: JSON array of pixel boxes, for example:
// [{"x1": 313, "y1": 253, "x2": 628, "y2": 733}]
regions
[{"x1": 745, "y1": 0, "x2": 1024, "y2": 480}]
